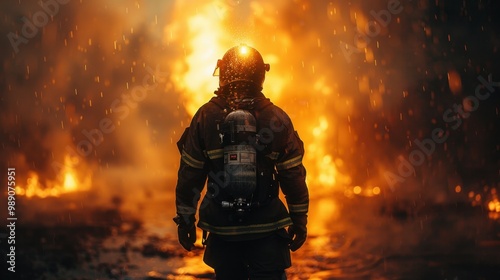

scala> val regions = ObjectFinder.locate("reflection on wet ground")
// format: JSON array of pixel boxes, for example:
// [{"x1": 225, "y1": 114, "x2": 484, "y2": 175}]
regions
[{"x1": 9, "y1": 191, "x2": 500, "y2": 279}]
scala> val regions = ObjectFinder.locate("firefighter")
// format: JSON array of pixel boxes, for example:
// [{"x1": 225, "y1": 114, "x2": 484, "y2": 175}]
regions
[{"x1": 174, "y1": 44, "x2": 309, "y2": 280}]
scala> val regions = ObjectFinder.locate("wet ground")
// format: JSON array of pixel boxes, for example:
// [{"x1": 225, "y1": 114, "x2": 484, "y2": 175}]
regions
[{"x1": 2, "y1": 190, "x2": 500, "y2": 280}]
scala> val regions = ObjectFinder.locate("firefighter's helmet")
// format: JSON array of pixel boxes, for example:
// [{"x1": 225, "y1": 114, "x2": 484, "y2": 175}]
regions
[{"x1": 214, "y1": 45, "x2": 270, "y2": 90}]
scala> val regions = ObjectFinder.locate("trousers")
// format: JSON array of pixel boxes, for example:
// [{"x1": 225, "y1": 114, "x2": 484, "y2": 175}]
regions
[{"x1": 203, "y1": 228, "x2": 291, "y2": 280}]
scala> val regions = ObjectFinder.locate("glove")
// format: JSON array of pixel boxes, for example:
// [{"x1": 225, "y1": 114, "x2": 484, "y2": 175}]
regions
[
  {"x1": 177, "y1": 224, "x2": 196, "y2": 251},
  {"x1": 173, "y1": 215, "x2": 196, "y2": 251},
  {"x1": 288, "y1": 214, "x2": 307, "y2": 252}
]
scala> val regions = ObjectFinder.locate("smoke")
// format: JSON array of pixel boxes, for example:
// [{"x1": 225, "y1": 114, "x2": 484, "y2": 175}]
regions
[
  {"x1": 1, "y1": 0, "x2": 499, "y2": 208},
  {"x1": 269, "y1": 0, "x2": 500, "y2": 201},
  {"x1": 1, "y1": 1, "x2": 183, "y2": 206}
]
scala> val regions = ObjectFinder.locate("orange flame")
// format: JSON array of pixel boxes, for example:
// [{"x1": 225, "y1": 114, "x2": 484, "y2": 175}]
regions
[
  {"x1": 168, "y1": 1, "x2": 236, "y2": 116},
  {"x1": 15, "y1": 155, "x2": 91, "y2": 198},
  {"x1": 488, "y1": 199, "x2": 500, "y2": 213},
  {"x1": 305, "y1": 116, "x2": 352, "y2": 190},
  {"x1": 487, "y1": 188, "x2": 500, "y2": 220}
]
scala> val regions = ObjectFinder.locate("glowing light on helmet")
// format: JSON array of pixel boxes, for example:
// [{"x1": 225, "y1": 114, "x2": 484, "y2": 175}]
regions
[
  {"x1": 239, "y1": 45, "x2": 249, "y2": 55},
  {"x1": 213, "y1": 45, "x2": 270, "y2": 90}
]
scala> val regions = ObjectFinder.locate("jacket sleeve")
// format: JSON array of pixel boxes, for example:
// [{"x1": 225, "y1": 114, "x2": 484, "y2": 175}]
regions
[
  {"x1": 175, "y1": 110, "x2": 208, "y2": 224},
  {"x1": 275, "y1": 115, "x2": 309, "y2": 216}
]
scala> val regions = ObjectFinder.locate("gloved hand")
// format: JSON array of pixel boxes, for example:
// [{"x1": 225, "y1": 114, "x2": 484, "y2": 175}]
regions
[
  {"x1": 288, "y1": 214, "x2": 307, "y2": 252},
  {"x1": 173, "y1": 215, "x2": 196, "y2": 251}
]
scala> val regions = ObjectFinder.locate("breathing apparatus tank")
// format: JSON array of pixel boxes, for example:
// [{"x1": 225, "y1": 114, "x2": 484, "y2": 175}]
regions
[{"x1": 220, "y1": 109, "x2": 258, "y2": 216}]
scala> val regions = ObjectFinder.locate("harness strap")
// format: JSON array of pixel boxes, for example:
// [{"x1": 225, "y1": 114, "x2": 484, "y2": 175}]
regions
[{"x1": 208, "y1": 95, "x2": 278, "y2": 208}]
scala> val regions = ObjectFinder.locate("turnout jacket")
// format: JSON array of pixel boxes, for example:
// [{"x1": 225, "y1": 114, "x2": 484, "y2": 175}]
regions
[{"x1": 175, "y1": 92, "x2": 309, "y2": 237}]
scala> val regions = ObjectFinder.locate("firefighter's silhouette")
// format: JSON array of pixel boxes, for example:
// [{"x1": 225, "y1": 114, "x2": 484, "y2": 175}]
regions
[{"x1": 174, "y1": 45, "x2": 309, "y2": 279}]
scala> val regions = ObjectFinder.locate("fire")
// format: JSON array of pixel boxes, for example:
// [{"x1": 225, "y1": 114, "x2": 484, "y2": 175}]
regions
[
  {"x1": 487, "y1": 188, "x2": 500, "y2": 219},
  {"x1": 169, "y1": 1, "x2": 291, "y2": 117},
  {"x1": 488, "y1": 199, "x2": 500, "y2": 213},
  {"x1": 63, "y1": 172, "x2": 78, "y2": 191},
  {"x1": 309, "y1": 198, "x2": 339, "y2": 237},
  {"x1": 15, "y1": 155, "x2": 91, "y2": 198},
  {"x1": 304, "y1": 116, "x2": 353, "y2": 193},
  {"x1": 169, "y1": 0, "x2": 355, "y2": 197},
  {"x1": 168, "y1": 1, "x2": 237, "y2": 116},
  {"x1": 306, "y1": 116, "x2": 338, "y2": 188}
]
